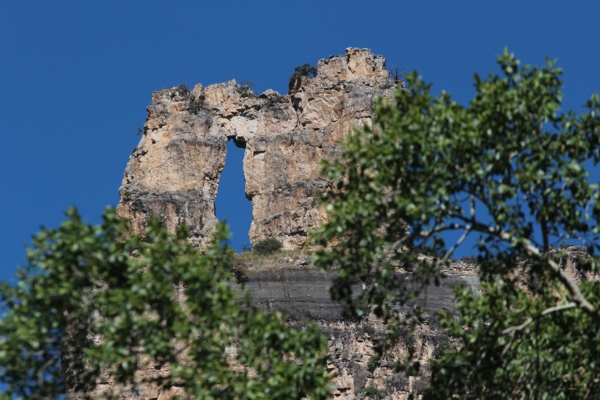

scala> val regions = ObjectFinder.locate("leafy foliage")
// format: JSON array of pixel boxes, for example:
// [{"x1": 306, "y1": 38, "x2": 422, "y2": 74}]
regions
[
  {"x1": 188, "y1": 98, "x2": 205, "y2": 113},
  {"x1": 253, "y1": 238, "x2": 283, "y2": 255},
  {"x1": 290, "y1": 63, "x2": 317, "y2": 79},
  {"x1": 0, "y1": 208, "x2": 331, "y2": 399},
  {"x1": 358, "y1": 383, "x2": 388, "y2": 399},
  {"x1": 313, "y1": 49, "x2": 600, "y2": 397},
  {"x1": 264, "y1": 93, "x2": 283, "y2": 108},
  {"x1": 367, "y1": 354, "x2": 380, "y2": 372},
  {"x1": 289, "y1": 63, "x2": 317, "y2": 90},
  {"x1": 170, "y1": 83, "x2": 189, "y2": 99}
]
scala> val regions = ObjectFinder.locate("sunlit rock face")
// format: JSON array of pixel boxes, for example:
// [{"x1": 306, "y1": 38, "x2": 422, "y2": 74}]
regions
[
  {"x1": 117, "y1": 48, "x2": 399, "y2": 248},
  {"x1": 116, "y1": 84, "x2": 226, "y2": 248}
]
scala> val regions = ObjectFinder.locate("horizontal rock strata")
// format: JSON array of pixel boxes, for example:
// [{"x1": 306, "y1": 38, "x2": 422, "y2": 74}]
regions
[
  {"x1": 243, "y1": 264, "x2": 479, "y2": 399},
  {"x1": 76, "y1": 260, "x2": 478, "y2": 400}
]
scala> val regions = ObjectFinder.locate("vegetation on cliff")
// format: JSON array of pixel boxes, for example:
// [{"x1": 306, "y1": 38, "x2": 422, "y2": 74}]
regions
[
  {"x1": 0, "y1": 208, "x2": 331, "y2": 399},
  {"x1": 253, "y1": 238, "x2": 284, "y2": 255},
  {"x1": 3, "y1": 47, "x2": 600, "y2": 398},
  {"x1": 313, "y1": 49, "x2": 600, "y2": 398}
]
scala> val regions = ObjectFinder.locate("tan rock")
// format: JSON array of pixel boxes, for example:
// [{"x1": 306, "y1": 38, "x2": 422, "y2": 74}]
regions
[
  {"x1": 117, "y1": 48, "x2": 400, "y2": 248},
  {"x1": 68, "y1": 260, "x2": 481, "y2": 399}
]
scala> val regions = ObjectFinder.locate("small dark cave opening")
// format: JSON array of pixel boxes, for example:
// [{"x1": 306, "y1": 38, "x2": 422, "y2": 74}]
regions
[{"x1": 215, "y1": 138, "x2": 252, "y2": 253}]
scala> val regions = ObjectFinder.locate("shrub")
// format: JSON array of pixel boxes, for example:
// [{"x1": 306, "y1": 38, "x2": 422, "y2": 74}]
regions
[
  {"x1": 265, "y1": 94, "x2": 283, "y2": 108},
  {"x1": 360, "y1": 323, "x2": 375, "y2": 336},
  {"x1": 367, "y1": 354, "x2": 380, "y2": 372},
  {"x1": 253, "y1": 238, "x2": 283, "y2": 255},
  {"x1": 289, "y1": 63, "x2": 317, "y2": 90},
  {"x1": 188, "y1": 98, "x2": 205, "y2": 114},
  {"x1": 460, "y1": 255, "x2": 477, "y2": 264},
  {"x1": 291, "y1": 63, "x2": 317, "y2": 79},
  {"x1": 238, "y1": 80, "x2": 255, "y2": 89},
  {"x1": 230, "y1": 255, "x2": 250, "y2": 284},
  {"x1": 358, "y1": 383, "x2": 388, "y2": 399},
  {"x1": 237, "y1": 80, "x2": 256, "y2": 97},
  {"x1": 387, "y1": 66, "x2": 404, "y2": 81},
  {"x1": 171, "y1": 83, "x2": 189, "y2": 99}
]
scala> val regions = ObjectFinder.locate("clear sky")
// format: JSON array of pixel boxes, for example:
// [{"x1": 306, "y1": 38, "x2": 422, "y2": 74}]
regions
[{"x1": 1, "y1": 2, "x2": 599, "y2": 284}]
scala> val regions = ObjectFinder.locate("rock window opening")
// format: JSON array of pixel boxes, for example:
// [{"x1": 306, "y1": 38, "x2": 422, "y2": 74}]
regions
[{"x1": 215, "y1": 138, "x2": 252, "y2": 253}]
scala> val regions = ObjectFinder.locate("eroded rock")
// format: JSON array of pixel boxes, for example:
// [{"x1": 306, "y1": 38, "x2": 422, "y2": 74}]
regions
[
  {"x1": 75, "y1": 259, "x2": 479, "y2": 399},
  {"x1": 117, "y1": 48, "x2": 400, "y2": 248}
]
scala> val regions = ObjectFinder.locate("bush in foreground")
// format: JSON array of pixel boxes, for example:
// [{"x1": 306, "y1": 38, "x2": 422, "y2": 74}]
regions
[
  {"x1": 0, "y1": 208, "x2": 331, "y2": 399},
  {"x1": 313, "y1": 49, "x2": 600, "y2": 398},
  {"x1": 253, "y1": 238, "x2": 283, "y2": 255}
]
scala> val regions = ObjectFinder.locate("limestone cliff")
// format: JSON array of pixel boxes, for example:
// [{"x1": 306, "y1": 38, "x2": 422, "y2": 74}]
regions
[
  {"x1": 79, "y1": 257, "x2": 479, "y2": 400},
  {"x1": 113, "y1": 47, "x2": 469, "y2": 399},
  {"x1": 117, "y1": 48, "x2": 399, "y2": 248},
  {"x1": 98, "y1": 48, "x2": 595, "y2": 399},
  {"x1": 244, "y1": 263, "x2": 479, "y2": 400}
]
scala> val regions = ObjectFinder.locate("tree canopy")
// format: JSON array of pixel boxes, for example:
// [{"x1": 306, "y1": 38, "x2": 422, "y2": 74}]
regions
[
  {"x1": 313, "y1": 49, "x2": 600, "y2": 398},
  {"x1": 0, "y1": 208, "x2": 331, "y2": 399}
]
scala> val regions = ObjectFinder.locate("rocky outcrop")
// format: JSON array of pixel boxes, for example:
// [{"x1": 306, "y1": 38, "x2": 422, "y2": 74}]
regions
[
  {"x1": 77, "y1": 258, "x2": 478, "y2": 400},
  {"x1": 117, "y1": 48, "x2": 400, "y2": 248},
  {"x1": 243, "y1": 263, "x2": 479, "y2": 400},
  {"x1": 117, "y1": 85, "x2": 226, "y2": 248}
]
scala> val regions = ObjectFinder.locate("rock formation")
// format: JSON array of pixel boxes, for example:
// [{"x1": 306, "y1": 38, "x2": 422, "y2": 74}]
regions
[
  {"x1": 117, "y1": 48, "x2": 399, "y2": 248},
  {"x1": 89, "y1": 49, "x2": 598, "y2": 399},
  {"x1": 76, "y1": 258, "x2": 479, "y2": 400},
  {"x1": 244, "y1": 263, "x2": 480, "y2": 399},
  {"x1": 112, "y1": 47, "x2": 478, "y2": 399}
]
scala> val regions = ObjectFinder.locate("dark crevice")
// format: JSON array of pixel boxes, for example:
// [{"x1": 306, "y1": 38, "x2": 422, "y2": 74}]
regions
[{"x1": 231, "y1": 136, "x2": 247, "y2": 148}]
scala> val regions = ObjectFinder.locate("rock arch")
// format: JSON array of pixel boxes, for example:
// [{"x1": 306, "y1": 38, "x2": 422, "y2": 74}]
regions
[{"x1": 117, "y1": 48, "x2": 399, "y2": 248}]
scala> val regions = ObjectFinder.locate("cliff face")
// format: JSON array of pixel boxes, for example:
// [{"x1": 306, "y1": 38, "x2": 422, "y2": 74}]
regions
[
  {"x1": 78, "y1": 259, "x2": 478, "y2": 400},
  {"x1": 113, "y1": 48, "x2": 473, "y2": 399},
  {"x1": 243, "y1": 264, "x2": 479, "y2": 400},
  {"x1": 117, "y1": 48, "x2": 398, "y2": 248},
  {"x1": 117, "y1": 85, "x2": 226, "y2": 248}
]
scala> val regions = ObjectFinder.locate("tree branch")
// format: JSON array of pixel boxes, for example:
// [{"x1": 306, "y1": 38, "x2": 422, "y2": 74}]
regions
[
  {"x1": 446, "y1": 212, "x2": 600, "y2": 320},
  {"x1": 470, "y1": 194, "x2": 475, "y2": 219},
  {"x1": 502, "y1": 302, "x2": 577, "y2": 335},
  {"x1": 441, "y1": 227, "x2": 471, "y2": 263},
  {"x1": 385, "y1": 223, "x2": 469, "y2": 257},
  {"x1": 525, "y1": 245, "x2": 598, "y2": 319},
  {"x1": 418, "y1": 223, "x2": 469, "y2": 238}
]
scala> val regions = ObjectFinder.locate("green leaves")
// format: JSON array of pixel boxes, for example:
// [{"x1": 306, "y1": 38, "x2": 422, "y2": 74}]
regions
[
  {"x1": 429, "y1": 278, "x2": 600, "y2": 399},
  {"x1": 312, "y1": 50, "x2": 600, "y2": 397},
  {"x1": 0, "y1": 208, "x2": 331, "y2": 399}
]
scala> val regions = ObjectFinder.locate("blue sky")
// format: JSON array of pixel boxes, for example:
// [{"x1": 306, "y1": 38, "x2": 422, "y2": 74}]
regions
[{"x1": 1, "y1": 2, "x2": 599, "y2": 284}]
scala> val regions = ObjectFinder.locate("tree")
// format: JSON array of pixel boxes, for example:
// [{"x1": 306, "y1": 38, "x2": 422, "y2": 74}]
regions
[
  {"x1": 290, "y1": 63, "x2": 317, "y2": 80},
  {"x1": 289, "y1": 63, "x2": 317, "y2": 91},
  {"x1": 388, "y1": 66, "x2": 404, "y2": 81},
  {"x1": 253, "y1": 238, "x2": 283, "y2": 255},
  {"x1": 0, "y1": 207, "x2": 331, "y2": 399},
  {"x1": 313, "y1": 49, "x2": 600, "y2": 398}
]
